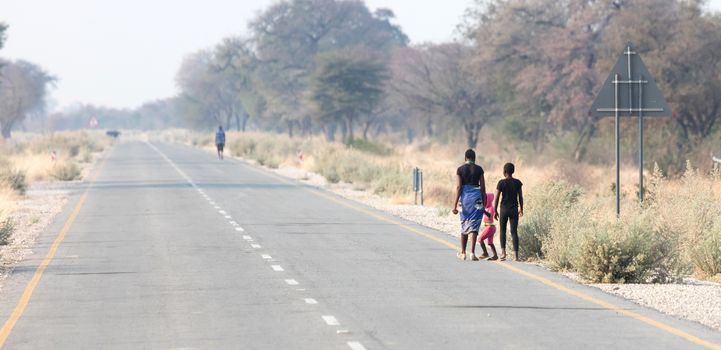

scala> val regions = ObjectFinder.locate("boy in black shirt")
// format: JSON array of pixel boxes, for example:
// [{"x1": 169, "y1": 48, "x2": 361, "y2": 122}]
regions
[{"x1": 493, "y1": 163, "x2": 524, "y2": 261}]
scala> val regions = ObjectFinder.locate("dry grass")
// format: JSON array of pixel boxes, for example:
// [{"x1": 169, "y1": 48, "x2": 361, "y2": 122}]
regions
[
  {"x1": 164, "y1": 129, "x2": 721, "y2": 282},
  {"x1": 0, "y1": 131, "x2": 110, "y2": 232}
]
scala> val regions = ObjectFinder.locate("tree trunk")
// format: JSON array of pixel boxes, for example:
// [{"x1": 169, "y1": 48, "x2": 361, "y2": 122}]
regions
[
  {"x1": 1, "y1": 121, "x2": 13, "y2": 139},
  {"x1": 287, "y1": 120, "x2": 295, "y2": 138},
  {"x1": 234, "y1": 114, "x2": 241, "y2": 131},
  {"x1": 346, "y1": 115, "x2": 354, "y2": 143},
  {"x1": 464, "y1": 122, "x2": 480, "y2": 148},
  {"x1": 573, "y1": 121, "x2": 597, "y2": 162},
  {"x1": 241, "y1": 113, "x2": 249, "y2": 132}
]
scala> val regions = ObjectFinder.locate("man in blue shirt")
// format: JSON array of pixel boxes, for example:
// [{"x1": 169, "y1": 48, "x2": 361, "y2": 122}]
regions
[{"x1": 215, "y1": 126, "x2": 226, "y2": 160}]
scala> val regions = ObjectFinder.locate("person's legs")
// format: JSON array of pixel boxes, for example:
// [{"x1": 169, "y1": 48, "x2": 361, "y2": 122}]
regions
[
  {"x1": 470, "y1": 232, "x2": 478, "y2": 260},
  {"x1": 459, "y1": 233, "x2": 468, "y2": 260},
  {"x1": 510, "y1": 212, "x2": 520, "y2": 260},
  {"x1": 499, "y1": 211, "x2": 509, "y2": 259},
  {"x1": 488, "y1": 244, "x2": 498, "y2": 260}
]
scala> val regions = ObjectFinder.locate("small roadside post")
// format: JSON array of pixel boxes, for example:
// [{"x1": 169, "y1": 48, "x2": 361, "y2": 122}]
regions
[
  {"x1": 590, "y1": 42, "x2": 671, "y2": 217},
  {"x1": 412, "y1": 167, "x2": 424, "y2": 206}
]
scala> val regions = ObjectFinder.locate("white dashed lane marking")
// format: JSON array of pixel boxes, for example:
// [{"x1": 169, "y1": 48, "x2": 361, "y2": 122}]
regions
[
  {"x1": 347, "y1": 341, "x2": 366, "y2": 350},
  {"x1": 285, "y1": 279, "x2": 299, "y2": 285},
  {"x1": 242, "y1": 235, "x2": 252, "y2": 240},
  {"x1": 250, "y1": 244, "x2": 261, "y2": 249},
  {"x1": 261, "y1": 254, "x2": 272, "y2": 260},
  {"x1": 304, "y1": 298, "x2": 318, "y2": 305},
  {"x1": 271, "y1": 265, "x2": 284, "y2": 272},
  {"x1": 235, "y1": 227, "x2": 244, "y2": 232},
  {"x1": 322, "y1": 316, "x2": 340, "y2": 326}
]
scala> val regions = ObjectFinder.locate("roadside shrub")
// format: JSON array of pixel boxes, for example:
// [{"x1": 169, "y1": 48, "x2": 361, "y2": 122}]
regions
[
  {"x1": 49, "y1": 161, "x2": 81, "y2": 181},
  {"x1": 347, "y1": 138, "x2": 392, "y2": 156},
  {"x1": 0, "y1": 168, "x2": 27, "y2": 195},
  {"x1": 689, "y1": 220, "x2": 721, "y2": 277},
  {"x1": 519, "y1": 181, "x2": 582, "y2": 259},
  {"x1": 0, "y1": 219, "x2": 13, "y2": 245},
  {"x1": 574, "y1": 211, "x2": 684, "y2": 283}
]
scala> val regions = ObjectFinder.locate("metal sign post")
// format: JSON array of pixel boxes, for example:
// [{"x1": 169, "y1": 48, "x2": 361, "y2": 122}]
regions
[
  {"x1": 590, "y1": 42, "x2": 671, "y2": 216},
  {"x1": 411, "y1": 167, "x2": 424, "y2": 206}
]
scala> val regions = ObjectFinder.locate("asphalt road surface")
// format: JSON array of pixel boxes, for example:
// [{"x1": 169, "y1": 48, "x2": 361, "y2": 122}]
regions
[{"x1": 0, "y1": 141, "x2": 720, "y2": 350}]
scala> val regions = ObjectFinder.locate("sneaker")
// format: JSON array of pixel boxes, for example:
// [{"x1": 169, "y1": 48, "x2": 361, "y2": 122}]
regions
[
  {"x1": 471, "y1": 254, "x2": 479, "y2": 261},
  {"x1": 457, "y1": 252, "x2": 466, "y2": 261},
  {"x1": 487, "y1": 256, "x2": 498, "y2": 261},
  {"x1": 479, "y1": 253, "x2": 490, "y2": 259}
]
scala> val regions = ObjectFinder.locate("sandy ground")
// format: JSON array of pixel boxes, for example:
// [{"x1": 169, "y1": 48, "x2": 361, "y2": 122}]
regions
[
  {"x1": 265, "y1": 163, "x2": 721, "y2": 333},
  {"x1": 0, "y1": 184, "x2": 69, "y2": 291}
]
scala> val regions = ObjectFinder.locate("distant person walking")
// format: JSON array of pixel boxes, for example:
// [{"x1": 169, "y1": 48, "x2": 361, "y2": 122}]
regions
[
  {"x1": 452, "y1": 149, "x2": 486, "y2": 261},
  {"x1": 215, "y1": 125, "x2": 226, "y2": 160},
  {"x1": 478, "y1": 192, "x2": 498, "y2": 261},
  {"x1": 493, "y1": 163, "x2": 524, "y2": 261}
]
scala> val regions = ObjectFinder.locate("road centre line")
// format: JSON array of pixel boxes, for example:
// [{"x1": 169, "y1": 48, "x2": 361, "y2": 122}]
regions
[
  {"x1": 242, "y1": 235, "x2": 252, "y2": 240},
  {"x1": 235, "y1": 227, "x2": 244, "y2": 232},
  {"x1": 285, "y1": 279, "x2": 299, "y2": 285},
  {"x1": 271, "y1": 265, "x2": 284, "y2": 272},
  {"x1": 261, "y1": 254, "x2": 272, "y2": 260},
  {"x1": 250, "y1": 244, "x2": 261, "y2": 249},
  {"x1": 304, "y1": 298, "x2": 318, "y2": 305},
  {"x1": 235, "y1": 154, "x2": 721, "y2": 350},
  {"x1": 347, "y1": 341, "x2": 367, "y2": 350},
  {"x1": 322, "y1": 316, "x2": 340, "y2": 326}
]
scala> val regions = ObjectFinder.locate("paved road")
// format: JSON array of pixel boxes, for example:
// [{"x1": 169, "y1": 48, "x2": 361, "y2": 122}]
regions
[{"x1": 0, "y1": 141, "x2": 720, "y2": 350}]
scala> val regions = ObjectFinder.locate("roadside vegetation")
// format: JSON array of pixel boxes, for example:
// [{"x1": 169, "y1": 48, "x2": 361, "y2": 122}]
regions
[
  {"x1": 166, "y1": 129, "x2": 721, "y2": 284},
  {"x1": 0, "y1": 131, "x2": 109, "y2": 244}
]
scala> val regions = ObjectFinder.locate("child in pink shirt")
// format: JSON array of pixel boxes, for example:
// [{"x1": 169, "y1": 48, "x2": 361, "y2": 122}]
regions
[{"x1": 478, "y1": 192, "x2": 498, "y2": 260}]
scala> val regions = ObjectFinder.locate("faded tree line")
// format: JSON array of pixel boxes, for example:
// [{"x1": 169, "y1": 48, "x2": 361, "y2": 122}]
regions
[
  {"x1": 0, "y1": 24, "x2": 54, "y2": 138},
  {"x1": 31, "y1": 0, "x2": 721, "y2": 169}
]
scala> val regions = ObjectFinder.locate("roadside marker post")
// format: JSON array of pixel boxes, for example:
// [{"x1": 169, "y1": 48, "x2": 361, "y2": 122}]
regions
[
  {"x1": 590, "y1": 42, "x2": 671, "y2": 216},
  {"x1": 412, "y1": 167, "x2": 424, "y2": 206}
]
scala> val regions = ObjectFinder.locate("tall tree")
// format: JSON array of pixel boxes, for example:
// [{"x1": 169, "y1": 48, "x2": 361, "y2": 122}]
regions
[
  {"x1": 391, "y1": 44, "x2": 497, "y2": 148},
  {"x1": 311, "y1": 49, "x2": 387, "y2": 142},
  {"x1": 0, "y1": 60, "x2": 54, "y2": 138},
  {"x1": 249, "y1": 0, "x2": 407, "y2": 136}
]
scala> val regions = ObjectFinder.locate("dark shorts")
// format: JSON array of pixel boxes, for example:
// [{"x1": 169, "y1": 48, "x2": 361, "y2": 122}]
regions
[{"x1": 216, "y1": 143, "x2": 225, "y2": 152}]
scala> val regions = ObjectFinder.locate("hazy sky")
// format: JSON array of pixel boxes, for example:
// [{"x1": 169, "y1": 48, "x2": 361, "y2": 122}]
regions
[{"x1": 2, "y1": 0, "x2": 721, "y2": 111}]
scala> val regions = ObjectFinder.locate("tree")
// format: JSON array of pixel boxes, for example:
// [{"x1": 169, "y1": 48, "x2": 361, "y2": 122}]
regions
[
  {"x1": 175, "y1": 50, "x2": 247, "y2": 130},
  {"x1": 391, "y1": 44, "x2": 497, "y2": 148},
  {"x1": 249, "y1": 0, "x2": 407, "y2": 136},
  {"x1": 467, "y1": 0, "x2": 625, "y2": 159},
  {"x1": 311, "y1": 50, "x2": 387, "y2": 142},
  {"x1": 0, "y1": 60, "x2": 54, "y2": 138}
]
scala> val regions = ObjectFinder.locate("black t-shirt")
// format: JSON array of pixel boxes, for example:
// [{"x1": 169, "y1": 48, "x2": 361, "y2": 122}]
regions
[
  {"x1": 456, "y1": 163, "x2": 484, "y2": 186},
  {"x1": 496, "y1": 178, "x2": 523, "y2": 211}
]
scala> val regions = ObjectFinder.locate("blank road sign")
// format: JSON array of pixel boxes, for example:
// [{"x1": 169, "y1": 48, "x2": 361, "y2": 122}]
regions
[{"x1": 590, "y1": 43, "x2": 670, "y2": 118}]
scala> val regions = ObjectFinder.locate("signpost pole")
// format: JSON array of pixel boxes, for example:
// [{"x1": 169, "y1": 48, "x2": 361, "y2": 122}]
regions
[
  {"x1": 639, "y1": 75, "x2": 645, "y2": 203},
  {"x1": 614, "y1": 73, "x2": 621, "y2": 217}
]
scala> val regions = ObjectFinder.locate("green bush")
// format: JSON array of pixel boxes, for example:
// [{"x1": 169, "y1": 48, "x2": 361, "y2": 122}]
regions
[
  {"x1": 0, "y1": 168, "x2": 27, "y2": 195},
  {"x1": 0, "y1": 219, "x2": 13, "y2": 246},
  {"x1": 690, "y1": 220, "x2": 721, "y2": 277},
  {"x1": 519, "y1": 181, "x2": 582, "y2": 259},
  {"x1": 49, "y1": 162, "x2": 81, "y2": 181},
  {"x1": 574, "y1": 212, "x2": 684, "y2": 283},
  {"x1": 347, "y1": 138, "x2": 392, "y2": 156}
]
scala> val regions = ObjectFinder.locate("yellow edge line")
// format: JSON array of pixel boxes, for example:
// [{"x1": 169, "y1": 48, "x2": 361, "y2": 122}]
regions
[
  {"x1": 0, "y1": 149, "x2": 111, "y2": 348},
  {"x1": 240, "y1": 161, "x2": 721, "y2": 350}
]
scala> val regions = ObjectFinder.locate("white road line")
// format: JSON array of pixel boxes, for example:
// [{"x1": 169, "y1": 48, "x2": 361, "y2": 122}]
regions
[
  {"x1": 229, "y1": 221, "x2": 239, "y2": 226},
  {"x1": 224, "y1": 215, "x2": 232, "y2": 219},
  {"x1": 322, "y1": 316, "x2": 340, "y2": 326},
  {"x1": 242, "y1": 235, "x2": 252, "y2": 240},
  {"x1": 285, "y1": 279, "x2": 299, "y2": 285},
  {"x1": 209, "y1": 201, "x2": 215, "y2": 205},
  {"x1": 235, "y1": 227, "x2": 244, "y2": 232},
  {"x1": 251, "y1": 244, "x2": 261, "y2": 249},
  {"x1": 214, "y1": 206, "x2": 221, "y2": 209},
  {"x1": 304, "y1": 298, "x2": 318, "y2": 305},
  {"x1": 337, "y1": 330, "x2": 350, "y2": 334},
  {"x1": 219, "y1": 210, "x2": 227, "y2": 215},
  {"x1": 271, "y1": 265, "x2": 284, "y2": 272},
  {"x1": 347, "y1": 341, "x2": 366, "y2": 350},
  {"x1": 261, "y1": 254, "x2": 272, "y2": 260}
]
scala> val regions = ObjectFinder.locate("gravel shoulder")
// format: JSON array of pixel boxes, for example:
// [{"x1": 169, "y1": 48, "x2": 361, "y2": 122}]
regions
[{"x1": 243, "y1": 159, "x2": 721, "y2": 334}]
